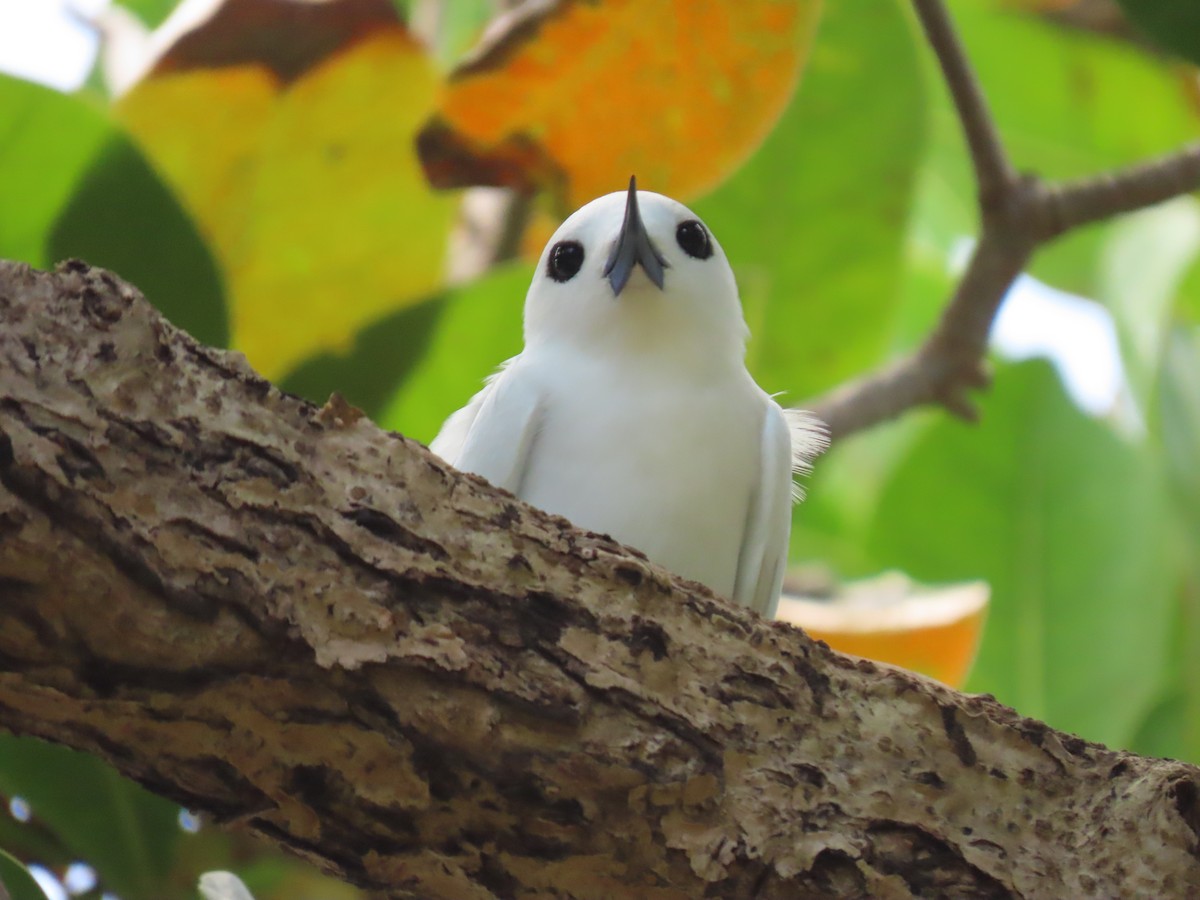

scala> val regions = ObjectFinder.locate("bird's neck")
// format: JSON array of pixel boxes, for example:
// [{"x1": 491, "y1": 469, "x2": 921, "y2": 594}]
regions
[
  {"x1": 524, "y1": 292, "x2": 749, "y2": 376},
  {"x1": 527, "y1": 318, "x2": 747, "y2": 379}
]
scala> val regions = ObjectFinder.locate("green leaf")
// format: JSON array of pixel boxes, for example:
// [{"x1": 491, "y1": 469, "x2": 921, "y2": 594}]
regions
[
  {"x1": 867, "y1": 361, "x2": 1173, "y2": 748},
  {"x1": 1145, "y1": 326, "x2": 1200, "y2": 763},
  {"x1": 1161, "y1": 327, "x2": 1200, "y2": 523},
  {"x1": 379, "y1": 264, "x2": 531, "y2": 443},
  {"x1": 115, "y1": 20, "x2": 453, "y2": 379},
  {"x1": 236, "y1": 856, "x2": 362, "y2": 900},
  {"x1": 789, "y1": 414, "x2": 930, "y2": 574},
  {"x1": 1098, "y1": 198, "x2": 1200, "y2": 409},
  {"x1": 0, "y1": 75, "x2": 110, "y2": 266},
  {"x1": 0, "y1": 737, "x2": 181, "y2": 900},
  {"x1": 1175, "y1": 254, "x2": 1200, "y2": 324},
  {"x1": 0, "y1": 814, "x2": 69, "y2": 875},
  {"x1": 428, "y1": 0, "x2": 496, "y2": 69},
  {"x1": 113, "y1": 0, "x2": 180, "y2": 29},
  {"x1": 697, "y1": 0, "x2": 927, "y2": 400},
  {"x1": 47, "y1": 134, "x2": 229, "y2": 348},
  {"x1": 1115, "y1": 0, "x2": 1200, "y2": 67},
  {"x1": 0, "y1": 74, "x2": 228, "y2": 347},
  {"x1": 0, "y1": 847, "x2": 48, "y2": 900},
  {"x1": 953, "y1": 0, "x2": 1198, "y2": 179},
  {"x1": 947, "y1": 1, "x2": 1200, "y2": 302},
  {"x1": 1131, "y1": 685, "x2": 1190, "y2": 762},
  {"x1": 281, "y1": 294, "x2": 444, "y2": 418}
]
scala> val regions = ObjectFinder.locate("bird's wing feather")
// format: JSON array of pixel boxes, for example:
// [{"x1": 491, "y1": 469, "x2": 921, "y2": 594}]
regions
[
  {"x1": 429, "y1": 358, "x2": 542, "y2": 493},
  {"x1": 733, "y1": 402, "x2": 795, "y2": 618},
  {"x1": 429, "y1": 401, "x2": 481, "y2": 464},
  {"x1": 429, "y1": 357, "x2": 518, "y2": 463}
]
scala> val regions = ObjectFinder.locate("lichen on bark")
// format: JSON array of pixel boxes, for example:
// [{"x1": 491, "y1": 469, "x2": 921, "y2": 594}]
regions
[{"x1": 1, "y1": 260, "x2": 1198, "y2": 898}]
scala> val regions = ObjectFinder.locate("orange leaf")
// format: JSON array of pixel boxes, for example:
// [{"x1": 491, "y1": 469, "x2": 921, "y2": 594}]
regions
[
  {"x1": 776, "y1": 574, "x2": 989, "y2": 689},
  {"x1": 419, "y1": 0, "x2": 823, "y2": 209},
  {"x1": 117, "y1": 0, "x2": 457, "y2": 379}
]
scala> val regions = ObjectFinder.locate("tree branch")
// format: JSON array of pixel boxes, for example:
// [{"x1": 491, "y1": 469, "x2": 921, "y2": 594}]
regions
[
  {"x1": 911, "y1": 0, "x2": 1016, "y2": 201},
  {"x1": 813, "y1": 232, "x2": 1025, "y2": 438},
  {"x1": 1041, "y1": 142, "x2": 1200, "y2": 237},
  {"x1": 811, "y1": 1, "x2": 1200, "y2": 442},
  {"x1": 3, "y1": 261, "x2": 1200, "y2": 898}
]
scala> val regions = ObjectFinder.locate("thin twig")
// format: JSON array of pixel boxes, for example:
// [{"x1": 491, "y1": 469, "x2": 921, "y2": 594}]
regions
[
  {"x1": 811, "y1": 0, "x2": 1200, "y2": 443},
  {"x1": 815, "y1": 235, "x2": 1026, "y2": 439},
  {"x1": 1041, "y1": 142, "x2": 1200, "y2": 238},
  {"x1": 912, "y1": 0, "x2": 1016, "y2": 201}
]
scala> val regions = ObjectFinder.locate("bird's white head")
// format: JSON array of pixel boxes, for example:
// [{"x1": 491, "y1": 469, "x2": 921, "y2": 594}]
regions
[{"x1": 523, "y1": 177, "x2": 748, "y2": 366}]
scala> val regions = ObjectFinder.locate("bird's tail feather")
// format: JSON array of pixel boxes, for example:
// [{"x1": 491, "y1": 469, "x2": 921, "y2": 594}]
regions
[{"x1": 783, "y1": 408, "x2": 829, "y2": 501}]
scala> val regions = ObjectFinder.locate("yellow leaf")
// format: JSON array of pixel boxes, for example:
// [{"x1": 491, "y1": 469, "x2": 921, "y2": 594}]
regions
[
  {"x1": 118, "y1": 66, "x2": 275, "y2": 281},
  {"x1": 118, "y1": 2, "x2": 456, "y2": 378},
  {"x1": 419, "y1": 0, "x2": 823, "y2": 208},
  {"x1": 776, "y1": 573, "x2": 989, "y2": 689}
]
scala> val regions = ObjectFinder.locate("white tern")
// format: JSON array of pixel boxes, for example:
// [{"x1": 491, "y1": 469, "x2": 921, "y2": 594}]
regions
[{"x1": 432, "y1": 177, "x2": 826, "y2": 618}]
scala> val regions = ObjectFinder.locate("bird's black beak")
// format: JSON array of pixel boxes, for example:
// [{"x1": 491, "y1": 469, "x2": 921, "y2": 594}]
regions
[{"x1": 603, "y1": 175, "x2": 667, "y2": 296}]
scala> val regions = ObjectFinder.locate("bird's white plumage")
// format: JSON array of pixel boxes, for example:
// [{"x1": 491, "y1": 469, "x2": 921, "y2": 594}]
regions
[
  {"x1": 733, "y1": 402, "x2": 794, "y2": 617},
  {"x1": 431, "y1": 186, "x2": 825, "y2": 616}
]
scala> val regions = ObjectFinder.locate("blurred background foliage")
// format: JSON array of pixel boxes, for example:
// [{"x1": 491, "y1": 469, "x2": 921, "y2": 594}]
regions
[{"x1": 1, "y1": 0, "x2": 1199, "y2": 896}]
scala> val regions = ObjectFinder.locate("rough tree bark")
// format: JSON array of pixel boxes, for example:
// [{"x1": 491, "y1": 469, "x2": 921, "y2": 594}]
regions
[{"x1": 2, "y1": 262, "x2": 1200, "y2": 899}]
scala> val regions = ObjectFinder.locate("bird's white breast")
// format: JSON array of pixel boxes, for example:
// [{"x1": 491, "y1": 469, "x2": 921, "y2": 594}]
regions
[{"x1": 513, "y1": 348, "x2": 766, "y2": 597}]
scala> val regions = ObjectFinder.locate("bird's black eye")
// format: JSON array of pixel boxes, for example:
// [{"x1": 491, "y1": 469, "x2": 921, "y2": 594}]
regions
[
  {"x1": 547, "y1": 240, "x2": 585, "y2": 282},
  {"x1": 675, "y1": 220, "x2": 712, "y2": 260}
]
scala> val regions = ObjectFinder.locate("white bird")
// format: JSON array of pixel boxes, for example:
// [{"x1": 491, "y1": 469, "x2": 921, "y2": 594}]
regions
[{"x1": 432, "y1": 177, "x2": 826, "y2": 618}]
